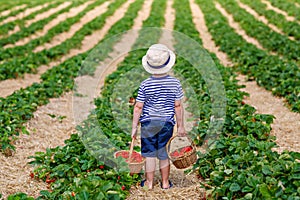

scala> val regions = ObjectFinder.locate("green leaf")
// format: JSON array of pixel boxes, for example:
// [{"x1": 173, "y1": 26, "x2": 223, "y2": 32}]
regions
[
  {"x1": 262, "y1": 165, "x2": 272, "y2": 175},
  {"x1": 244, "y1": 193, "x2": 253, "y2": 199},
  {"x1": 259, "y1": 184, "x2": 271, "y2": 198},
  {"x1": 242, "y1": 186, "x2": 253, "y2": 193},
  {"x1": 229, "y1": 183, "x2": 241, "y2": 192},
  {"x1": 224, "y1": 169, "x2": 232, "y2": 175}
]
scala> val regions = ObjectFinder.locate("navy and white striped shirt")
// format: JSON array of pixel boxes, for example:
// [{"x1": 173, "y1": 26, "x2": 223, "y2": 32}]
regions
[{"x1": 136, "y1": 75, "x2": 184, "y2": 124}]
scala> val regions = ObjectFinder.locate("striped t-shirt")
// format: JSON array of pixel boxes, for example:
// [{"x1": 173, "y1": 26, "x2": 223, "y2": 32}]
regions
[{"x1": 136, "y1": 75, "x2": 184, "y2": 124}]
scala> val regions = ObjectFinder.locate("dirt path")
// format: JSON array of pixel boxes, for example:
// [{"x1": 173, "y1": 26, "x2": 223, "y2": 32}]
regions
[
  {"x1": 0, "y1": 0, "x2": 151, "y2": 198},
  {"x1": 189, "y1": 0, "x2": 232, "y2": 67},
  {"x1": 237, "y1": 0, "x2": 295, "y2": 41},
  {"x1": 127, "y1": 1, "x2": 205, "y2": 199},
  {"x1": 261, "y1": 0, "x2": 296, "y2": 22},
  {"x1": 0, "y1": 4, "x2": 26, "y2": 17},
  {"x1": 3, "y1": 2, "x2": 72, "y2": 42},
  {"x1": 0, "y1": 2, "x2": 50, "y2": 26},
  {"x1": 33, "y1": 1, "x2": 111, "y2": 52},
  {"x1": 6, "y1": 1, "x2": 94, "y2": 48},
  {"x1": 214, "y1": 2, "x2": 265, "y2": 51},
  {"x1": 0, "y1": 0, "x2": 127, "y2": 98},
  {"x1": 190, "y1": 0, "x2": 300, "y2": 154}
]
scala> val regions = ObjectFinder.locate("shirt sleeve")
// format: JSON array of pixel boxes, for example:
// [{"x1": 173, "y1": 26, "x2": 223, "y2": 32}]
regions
[
  {"x1": 175, "y1": 82, "x2": 184, "y2": 100},
  {"x1": 136, "y1": 84, "x2": 145, "y2": 103}
]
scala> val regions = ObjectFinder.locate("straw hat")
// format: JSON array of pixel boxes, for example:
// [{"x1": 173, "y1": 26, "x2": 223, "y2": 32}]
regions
[{"x1": 142, "y1": 44, "x2": 176, "y2": 74}]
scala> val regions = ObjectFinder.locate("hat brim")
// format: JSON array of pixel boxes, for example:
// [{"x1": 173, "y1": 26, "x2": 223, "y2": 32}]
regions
[{"x1": 142, "y1": 50, "x2": 176, "y2": 74}]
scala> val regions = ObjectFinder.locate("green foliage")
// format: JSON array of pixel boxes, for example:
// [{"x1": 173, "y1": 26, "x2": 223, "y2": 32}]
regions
[
  {"x1": 240, "y1": 0, "x2": 300, "y2": 40},
  {"x1": 174, "y1": 0, "x2": 300, "y2": 199},
  {"x1": 0, "y1": 0, "x2": 142, "y2": 152},
  {"x1": 194, "y1": 0, "x2": 300, "y2": 113}
]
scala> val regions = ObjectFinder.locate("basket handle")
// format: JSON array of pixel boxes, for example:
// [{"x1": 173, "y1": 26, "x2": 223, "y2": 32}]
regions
[
  {"x1": 129, "y1": 138, "x2": 135, "y2": 161},
  {"x1": 166, "y1": 135, "x2": 195, "y2": 159}
]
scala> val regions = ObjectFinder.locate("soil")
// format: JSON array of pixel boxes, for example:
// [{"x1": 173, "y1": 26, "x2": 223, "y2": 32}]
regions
[
  {"x1": 3, "y1": 1, "x2": 73, "y2": 47},
  {"x1": 33, "y1": 1, "x2": 111, "y2": 52},
  {"x1": 261, "y1": 0, "x2": 296, "y2": 22},
  {"x1": 0, "y1": 4, "x2": 26, "y2": 17},
  {"x1": 237, "y1": 0, "x2": 295, "y2": 41},
  {"x1": 7, "y1": 1, "x2": 94, "y2": 47},
  {"x1": 0, "y1": 2, "x2": 50, "y2": 26}
]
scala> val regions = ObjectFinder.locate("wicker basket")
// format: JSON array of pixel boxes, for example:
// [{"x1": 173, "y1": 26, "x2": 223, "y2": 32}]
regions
[
  {"x1": 166, "y1": 135, "x2": 197, "y2": 169},
  {"x1": 114, "y1": 138, "x2": 145, "y2": 174}
]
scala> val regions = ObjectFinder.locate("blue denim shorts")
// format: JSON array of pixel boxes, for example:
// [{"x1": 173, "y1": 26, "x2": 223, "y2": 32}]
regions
[{"x1": 141, "y1": 120, "x2": 174, "y2": 160}]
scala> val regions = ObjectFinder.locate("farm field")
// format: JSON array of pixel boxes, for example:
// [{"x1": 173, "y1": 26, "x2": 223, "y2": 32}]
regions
[{"x1": 0, "y1": 0, "x2": 299, "y2": 199}]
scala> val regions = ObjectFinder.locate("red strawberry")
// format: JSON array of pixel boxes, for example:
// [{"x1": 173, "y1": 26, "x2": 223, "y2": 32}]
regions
[
  {"x1": 99, "y1": 165, "x2": 104, "y2": 169},
  {"x1": 121, "y1": 185, "x2": 126, "y2": 190},
  {"x1": 29, "y1": 172, "x2": 34, "y2": 179},
  {"x1": 71, "y1": 191, "x2": 75, "y2": 197}
]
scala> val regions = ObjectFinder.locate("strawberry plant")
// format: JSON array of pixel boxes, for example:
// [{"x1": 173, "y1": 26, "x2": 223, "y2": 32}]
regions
[
  {"x1": 240, "y1": 0, "x2": 300, "y2": 40},
  {"x1": 0, "y1": 0, "x2": 145, "y2": 153},
  {"x1": 267, "y1": 0, "x2": 300, "y2": 21},
  {"x1": 192, "y1": 0, "x2": 300, "y2": 113},
  {"x1": 0, "y1": 0, "x2": 102, "y2": 61},
  {"x1": 0, "y1": 0, "x2": 64, "y2": 36},
  {"x1": 218, "y1": 0, "x2": 300, "y2": 62},
  {"x1": 173, "y1": 0, "x2": 300, "y2": 198},
  {"x1": 0, "y1": 0, "x2": 126, "y2": 80}
]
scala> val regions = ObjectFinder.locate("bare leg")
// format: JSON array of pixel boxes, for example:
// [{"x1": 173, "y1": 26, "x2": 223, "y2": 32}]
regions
[
  {"x1": 159, "y1": 159, "x2": 170, "y2": 188},
  {"x1": 144, "y1": 157, "x2": 156, "y2": 189}
]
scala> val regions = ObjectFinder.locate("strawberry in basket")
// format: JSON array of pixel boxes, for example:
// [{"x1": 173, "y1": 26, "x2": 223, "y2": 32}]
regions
[
  {"x1": 170, "y1": 146, "x2": 193, "y2": 159},
  {"x1": 115, "y1": 151, "x2": 144, "y2": 163}
]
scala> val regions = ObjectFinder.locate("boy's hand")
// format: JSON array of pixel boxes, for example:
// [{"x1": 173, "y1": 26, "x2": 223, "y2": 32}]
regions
[
  {"x1": 131, "y1": 127, "x2": 137, "y2": 139},
  {"x1": 177, "y1": 126, "x2": 187, "y2": 137}
]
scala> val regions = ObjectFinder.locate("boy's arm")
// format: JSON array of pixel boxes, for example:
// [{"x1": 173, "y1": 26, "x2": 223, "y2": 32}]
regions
[
  {"x1": 175, "y1": 99, "x2": 187, "y2": 136},
  {"x1": 131, "y1": 101, "x2": 144, "y2": 139}
]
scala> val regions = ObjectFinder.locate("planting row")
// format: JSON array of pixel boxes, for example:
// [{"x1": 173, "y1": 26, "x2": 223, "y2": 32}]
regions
[
  {"x1": 0, "y1": 0, "x2": 61, "y2": 36},
  {"x1": 217, "y1": 0, "x2": 300, "y2": 62},
  {"x1": 0, "y1": 0, "x2": 141, "y2": 153},
  {"x1": 267, "y1": 0, "x2": 300, "y2": 21},
  {"x1": 174, "y1": 0, "x2": 300, "y2": 199},
  {"x1": 195, "y1": 0, "x2": 300, "y2": 113},
  {"x1": 0, "y1": 0, "x2": 114, "y2": 80},
  {"x1": 0, "y1": 0, "x2": 100, "y2": 61},
  {"x1": 7, "y1": 0, "x2": 165, "y2": 199},
  {"x1": 240, "y1": 0, "x2": 300, "y2": 40}
]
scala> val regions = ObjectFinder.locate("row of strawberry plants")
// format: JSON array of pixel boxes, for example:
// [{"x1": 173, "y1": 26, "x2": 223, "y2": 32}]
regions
[
  {"x1": 9, "y1": 0, "x2": 165, "y2": 199},
  {"x1": 195, "y1": 0, "x2": 300, "y2": 113},
  {"x1": 0, "y1": 0, "x2": 62, "y2": 36},
  {"x1": 268, "y1": 0, "x2": 300, "y2": 21},
  {"x1": 0, "y1": 2, "x2": 32, "y2": 25},
  {"x1": 217, "y1": 0, "x2": 300, "y2": 62},
  {"x1": 174, "y1": 0, "x2": 300, "y2": 199},
  {"x1": 0, "y1": 0, "x2": 101, "y2": 61},
  {"x1": 0, "y1": 0, "x2": 129, "y2": 153},
  {"x1": 240, "y1": 0, "x2": 300, "y2": 40},
  {"x1": 0, "y1": 0, "x2": 124, "y2": 80}
]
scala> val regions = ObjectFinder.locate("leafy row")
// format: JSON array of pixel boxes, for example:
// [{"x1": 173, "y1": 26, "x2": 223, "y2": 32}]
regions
[
  {"x1": 21, "y1": 0, "x2": 168, "y2": 199},
  {"x1": 174, "y1": 0, "x2": 300, "y2": 199},
  {"x1": 0, "y1": 0, "x2": 123, "y2": 80},
  {"x1": 0, "y1": 0, "x2": 101, "y2": 61},
  {"x1": 268, "y1": 0, "x2": 300, "y2": 21},
  {"x1": 217, "y1": 0, "x2": 300, "y2": 62},
  {"x1": 240, "y1": 0, "x2": 300, "y2": 40},
  {"x1": 0, "y1": 0, "x2": 128, "y2": 153},
  {"x1": 0, "y1": 0, "x2": 62, "y2": 36},
  {"x1": 192, "y1": 0, "x2": 300, "y2": 113}
]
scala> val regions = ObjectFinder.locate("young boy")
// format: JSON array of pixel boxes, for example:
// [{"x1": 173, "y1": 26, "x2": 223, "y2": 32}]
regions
[{"x1": 131, "y1": 44, "x2": 186, "y2": 189}]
